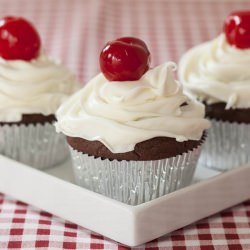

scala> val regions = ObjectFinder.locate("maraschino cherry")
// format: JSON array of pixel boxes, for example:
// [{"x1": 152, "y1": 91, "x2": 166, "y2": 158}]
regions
[
  {"x1": 100, "y1": 37, "x2": 150, "y2": 81},
  {"x1": 224, "y1": 11, "x2": 250, "y2": 49},
  {"x1": 0, "y1": 16, "x2": 41, "y2": 61}
]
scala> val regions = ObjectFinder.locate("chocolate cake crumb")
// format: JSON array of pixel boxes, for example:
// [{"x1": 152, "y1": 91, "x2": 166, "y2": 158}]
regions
[
  {"x1": 205, "y1": 102, "x2": 250, "y2": 123},
  {"x1": 0, "y1": 114, "x2": 56, "y2": 126},
  {"x1": 67, "y1": 135, "x2": 204, "y2": 161}
]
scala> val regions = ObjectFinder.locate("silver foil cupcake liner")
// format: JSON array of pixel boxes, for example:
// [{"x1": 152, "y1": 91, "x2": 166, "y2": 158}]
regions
[
  {"x1": 0, "y1": 123, "x2": 69, "y2": 170},
  {"x1": 199, "y1": 119, "x2": 250, "y2": 171},
  {"x1": 69, "y1": 144, "x2": 202, "y2": 205}
]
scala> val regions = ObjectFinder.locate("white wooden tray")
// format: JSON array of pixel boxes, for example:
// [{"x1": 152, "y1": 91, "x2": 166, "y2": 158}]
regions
[{"x1": 0, "y1": 155, "x2": 249, "y2": 247}]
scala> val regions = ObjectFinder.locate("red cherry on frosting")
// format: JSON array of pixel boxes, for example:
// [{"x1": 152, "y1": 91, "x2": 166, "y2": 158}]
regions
[
  {"x1": 224, "y1": 11, "x2": 250, "y2": 49},
  {"x1": 0, "y1": 16, "x2": 41, "y2": 61},
  {"x1": 99, "y1": 37, "x2": 150, "y2": 81}
]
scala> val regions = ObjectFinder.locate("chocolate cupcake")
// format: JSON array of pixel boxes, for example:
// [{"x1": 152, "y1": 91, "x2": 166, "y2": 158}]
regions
[
  {"x1": 56, "y1": 37, "x2": 209, "y2": 205},
  {"x1": 179, "y1": 11, "x2": 250, "y2": 171},
  {"x1": 0, "y1": 16, "x2": 79, "y2": 169}
]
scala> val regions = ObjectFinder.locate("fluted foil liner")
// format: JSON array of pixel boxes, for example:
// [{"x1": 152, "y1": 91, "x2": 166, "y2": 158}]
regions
[
  {"x1": 0, "y1": 123, "x2": 69, "y2": 170},
  {"x1": 199, "y1": 119, "x2": 250, "y2": 171},
  {"x1": 69, "y1": 144, "x2": 202, "y2": 205}
]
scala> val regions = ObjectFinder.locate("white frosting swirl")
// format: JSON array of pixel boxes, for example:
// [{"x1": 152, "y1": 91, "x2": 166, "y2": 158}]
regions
[
  {"x1": 179, "y1": 34, "x2": 250, "y2": 109},
  {"x1": 0, "y1": 53, "x2": 80, "y2": 122},
  {"x1": 56, "y1": 62, "x2": 209, "y2": 153}
]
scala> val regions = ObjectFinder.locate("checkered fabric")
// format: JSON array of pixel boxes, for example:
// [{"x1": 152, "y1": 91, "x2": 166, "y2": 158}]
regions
[
  {"x1": 0, "y1": 0, "x2": 250, "y2": 249},
  {"x1": 0, "y1": 194, "x2": 250, "y2": 249}
]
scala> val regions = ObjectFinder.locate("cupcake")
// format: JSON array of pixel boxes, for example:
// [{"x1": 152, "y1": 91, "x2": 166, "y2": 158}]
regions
[
  {"x1": 56, "y1": 37, "x2": 210, "y2": 205},
  {"x1": 0, "y1": 16, "x2": 79, "y2": 169},
  {"x1": 179, "y1": 11, "x2": 250, "y2": 171}
]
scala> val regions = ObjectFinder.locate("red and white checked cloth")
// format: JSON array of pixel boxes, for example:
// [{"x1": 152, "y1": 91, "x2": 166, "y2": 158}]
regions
[
  {"x1": 0, "y1": 193, "x2": 250, "y2": 250},
  {"x1": 0, "y1": 0, "x2": 250, "y2": 249}
]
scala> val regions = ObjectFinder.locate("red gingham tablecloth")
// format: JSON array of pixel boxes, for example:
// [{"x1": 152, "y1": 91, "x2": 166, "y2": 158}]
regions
[{"x1": 0, "y1": 0, "x2": 250, "y2": 249}]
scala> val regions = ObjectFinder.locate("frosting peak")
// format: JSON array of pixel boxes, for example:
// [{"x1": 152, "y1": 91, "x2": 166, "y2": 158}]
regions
[
  {"x1": 98, "y1": 62, "x2": 180, "y2": 106},
  {"x1": 56, "y1": 62, "x2": 210, "y2": 153},
  {"x1": 179, "y1": 34, "x2": 250, "y2": 109}
]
